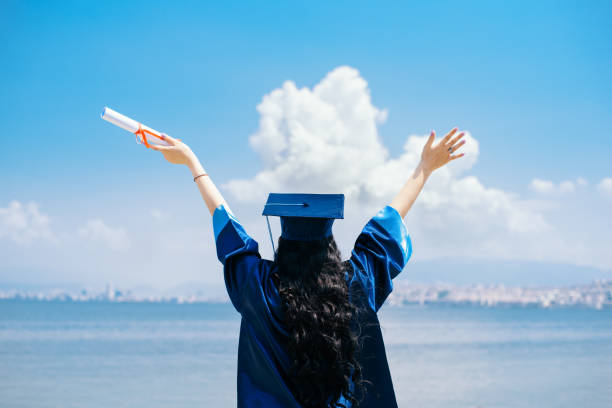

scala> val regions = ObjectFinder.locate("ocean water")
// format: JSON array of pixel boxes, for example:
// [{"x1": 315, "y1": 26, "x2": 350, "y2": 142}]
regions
[{"x1": 0, "y1": 301, "x2": 610, "y2": 408}]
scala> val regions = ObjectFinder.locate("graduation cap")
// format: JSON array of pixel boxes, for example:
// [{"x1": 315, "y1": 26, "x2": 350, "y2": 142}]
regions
[{"x1": 262, "y1": 193, "x2": 344, "y2": 251}]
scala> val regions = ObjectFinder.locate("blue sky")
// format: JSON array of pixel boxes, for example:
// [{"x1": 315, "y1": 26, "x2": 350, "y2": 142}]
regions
[{"x1": 1, "y1": 1, "x2": 611, "y2": 292}]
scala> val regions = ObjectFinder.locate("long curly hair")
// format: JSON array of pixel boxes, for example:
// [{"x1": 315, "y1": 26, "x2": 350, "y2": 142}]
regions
[{"x1": 272, "y1": 234, "x2": 365, "y2": 408}]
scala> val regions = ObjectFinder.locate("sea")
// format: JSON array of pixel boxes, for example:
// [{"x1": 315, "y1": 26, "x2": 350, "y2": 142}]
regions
[{"x1": 1, "y1": 300, "x2": 611, "y2": 408}]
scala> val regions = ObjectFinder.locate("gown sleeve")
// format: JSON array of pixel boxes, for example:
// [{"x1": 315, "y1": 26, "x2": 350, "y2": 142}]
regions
[
  {"x1": 349, "y1": 205, "x2": 412, "y2": 312},
  {"x1": 212, "y1": 203, "x2": 262, "y2": 313}
]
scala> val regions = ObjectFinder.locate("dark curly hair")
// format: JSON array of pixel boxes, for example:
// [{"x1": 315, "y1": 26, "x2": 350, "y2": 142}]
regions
[{"x1": 272, "y1": 234, "x2": 365, "y2": 408}]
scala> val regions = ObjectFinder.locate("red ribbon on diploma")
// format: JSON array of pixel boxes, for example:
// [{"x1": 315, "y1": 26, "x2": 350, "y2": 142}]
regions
[{"x1": 134, "y1": 124, "x2": 180, "y2": 148}]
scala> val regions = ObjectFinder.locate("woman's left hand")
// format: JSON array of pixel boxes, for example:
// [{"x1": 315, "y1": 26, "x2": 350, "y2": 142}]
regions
[
  {"x1": 420, "y1": 127, "x2": 466, "y2": 174},
  {"x1": 150, "y1": 134, "x2": 197, "y2": 166}
]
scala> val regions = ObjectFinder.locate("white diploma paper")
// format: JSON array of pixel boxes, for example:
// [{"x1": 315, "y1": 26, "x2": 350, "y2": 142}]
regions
[{"x1": 101, "y1": 107, "x2": 171, "y2": 146}]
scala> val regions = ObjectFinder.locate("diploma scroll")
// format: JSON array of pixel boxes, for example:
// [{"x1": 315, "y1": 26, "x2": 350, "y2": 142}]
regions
[{"x1": 101, "y1": 107, "x2": 174, "y2": 147}]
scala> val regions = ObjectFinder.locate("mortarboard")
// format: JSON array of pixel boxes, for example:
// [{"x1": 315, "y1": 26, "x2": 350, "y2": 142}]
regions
[{"x1": 262, "y1": 193, "x2": 344, "y2": 251}]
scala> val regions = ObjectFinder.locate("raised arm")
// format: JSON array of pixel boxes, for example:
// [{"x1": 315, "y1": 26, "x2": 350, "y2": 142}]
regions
[
  {"x1": 390, "y1": 127, "x2": 466, "y2": 218},
  {"x1": 150, "y1": 134, "x2": 227, "y2": 215}
]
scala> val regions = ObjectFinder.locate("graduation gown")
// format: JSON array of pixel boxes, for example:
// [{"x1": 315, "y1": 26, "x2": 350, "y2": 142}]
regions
[{"x1": 213, "y1": 204, "x2": 412, "y2": 407}]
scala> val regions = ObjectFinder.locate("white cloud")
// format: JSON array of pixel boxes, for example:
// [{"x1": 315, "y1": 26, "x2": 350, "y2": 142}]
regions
[
  {"x1": 0, "y1": 199, "x2": 220, "y2": 289},
  {"x1": 529, "y1": 178, "x2": 578, "y2": 195},
  {"x1": 576, "y1": 177, "x2": 588, "y2": 187},
  {"x1": 225, "y1": 66, "x2": 392, "y2": 202},
  {"x1": 222, "y1": 65, "x2": 563, "y2": 264},
  {"x1": 0, "y1": 201, "x2": 55, "y2": 244},
  {"x1": 558, "y1": 180, "x2": 576, "y2": 193},
  {"x1": 597, "y1": 177, "x2": 612, "y2": 199},
  {"x1": 78, "y1": 219, "x2": 130, "y2": 251}
]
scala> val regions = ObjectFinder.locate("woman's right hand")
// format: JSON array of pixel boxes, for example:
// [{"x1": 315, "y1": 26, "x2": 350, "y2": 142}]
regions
[
  {"x1": 150, "y1": 133, "x2": 198, "y2": 167},
  {"x1": 420, "y1": 127, "x2": 466, "y2": 173}
]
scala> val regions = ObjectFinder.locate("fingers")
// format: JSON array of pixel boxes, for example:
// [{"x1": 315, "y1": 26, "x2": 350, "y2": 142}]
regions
[
  {"x1": 453, "y1": 140, "x2": 465, "y2": 152},
  {"x1": 160, "y1": 133, "x2": 177, "y2": 146},
  {"x1": 449, "y1": 139, "x2": 466, "y2": 153},
  {"x1": 425, "y1": 130, "x2": 435, "y2": 148},
  {"x1": 449, "y1": 152, "x2": 465, "y2": 161},
  {"x1": 442, "y1": 127, "x2": 458, "y2": 143},
  {"x1": 150, "y1": 144, "x2": 172, "y2": 152},
  {"x1": 447, "y1": 132, "x2": 465, "y2": 146}
]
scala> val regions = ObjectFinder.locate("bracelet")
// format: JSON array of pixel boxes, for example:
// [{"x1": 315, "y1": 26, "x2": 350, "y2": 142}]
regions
[{"x1": 193, "y1": 173, "x2": 208, "y2": 182}]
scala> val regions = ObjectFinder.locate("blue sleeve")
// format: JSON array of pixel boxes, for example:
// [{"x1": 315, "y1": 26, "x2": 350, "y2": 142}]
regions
[
  {"x1": 349, "y1": 205, "x2": 412, "y2": 312},
  {"x1": 213, "y1": 204, "x2": 262, "y2": 312}
]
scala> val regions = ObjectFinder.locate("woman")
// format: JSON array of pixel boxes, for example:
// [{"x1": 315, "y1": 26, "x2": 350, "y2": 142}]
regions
[{"x1": 151, "y1": 128, "x2": 465, "y2": 407}]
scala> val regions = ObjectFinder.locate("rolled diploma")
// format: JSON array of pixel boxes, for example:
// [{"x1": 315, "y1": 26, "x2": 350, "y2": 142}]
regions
[{"x1": 101, "y1": 107, "x2": 170, "y2": 146}]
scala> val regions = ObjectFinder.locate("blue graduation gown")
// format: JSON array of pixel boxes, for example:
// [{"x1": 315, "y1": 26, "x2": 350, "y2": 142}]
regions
[{"x1": 213, "y1": 204, "x2": 412, "y2": 407}]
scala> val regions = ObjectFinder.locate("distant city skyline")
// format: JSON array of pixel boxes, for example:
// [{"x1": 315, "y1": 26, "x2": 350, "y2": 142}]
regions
[
  {"x1": 1, "y1": 1, "x2": 611, "y2": 290},
  {"x1": 2, "y1": 280, "x2": 610, "y2": 310}
]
